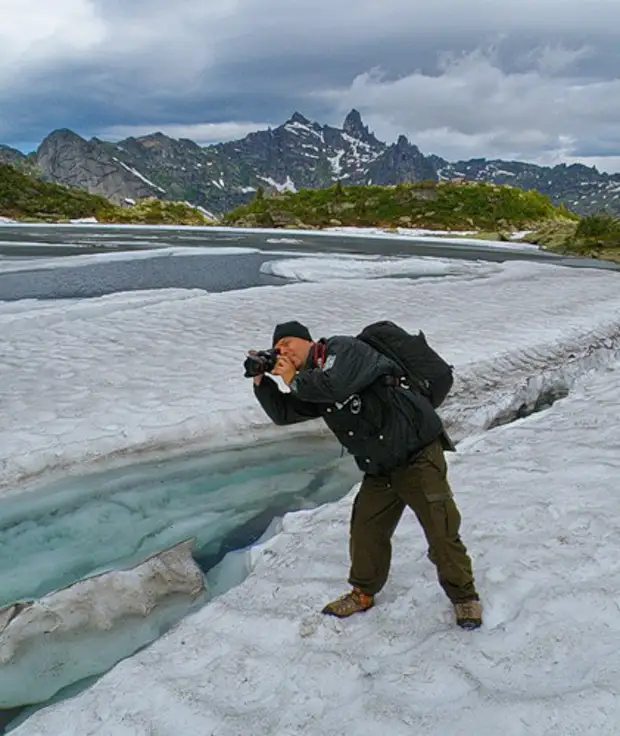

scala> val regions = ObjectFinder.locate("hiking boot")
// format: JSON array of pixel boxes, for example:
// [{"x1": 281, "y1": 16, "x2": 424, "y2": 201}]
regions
[
  {"x1": 454, "y1": 599, "x2": 482, "y2": 630},
  {"x1": 321, "y1": 588, "x2": 375, "y2": 618}
]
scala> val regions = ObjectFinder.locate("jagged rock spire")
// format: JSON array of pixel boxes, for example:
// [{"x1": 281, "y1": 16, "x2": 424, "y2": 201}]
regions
[{"x1": 343, "y1": 109, "x2": 366, "y2": 137}]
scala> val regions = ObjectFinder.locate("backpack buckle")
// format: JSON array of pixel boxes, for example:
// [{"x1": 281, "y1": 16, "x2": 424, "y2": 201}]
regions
[{"x1": 383, "y1": 375, "x2": 409, "y2": 390}]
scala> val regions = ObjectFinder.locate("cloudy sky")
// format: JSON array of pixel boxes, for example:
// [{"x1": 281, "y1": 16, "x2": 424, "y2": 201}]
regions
[{"x1": 2, "y1": 0, "x2": 620, "y2": 172}]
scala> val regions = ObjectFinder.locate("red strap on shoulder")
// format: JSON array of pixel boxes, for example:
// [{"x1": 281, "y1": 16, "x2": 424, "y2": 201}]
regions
[{"x1": 313, "y1": 342, "x2": 326, "y2": 368}]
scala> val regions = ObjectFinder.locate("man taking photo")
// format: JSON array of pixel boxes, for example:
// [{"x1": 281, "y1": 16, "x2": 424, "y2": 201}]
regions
[{"x1": 248, "y1": 320, "x2": 482, "y2": 630}]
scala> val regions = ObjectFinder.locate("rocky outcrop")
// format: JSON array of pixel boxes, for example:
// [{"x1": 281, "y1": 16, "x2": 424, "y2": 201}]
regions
[
  {"x1": 342, "y1": 108, "x2": 383, "y2": 148},
  {"x1": 34, "y1": 129, "x2": 162, "y2": 204},
  {"x1": 367, "y1": 135, "x2": 438, "y2": 185},
  {"x1": 0, "y1": 144, "x2": 25, "y2": 167}
]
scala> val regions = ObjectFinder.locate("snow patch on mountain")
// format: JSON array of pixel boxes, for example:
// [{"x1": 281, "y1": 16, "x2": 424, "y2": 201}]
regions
[
  {"x1": 115, "y1": 160, "x2": 166, "y2": 194},
  {"x1": 258, "y1": 175, "x2": 297, "y2": 193}
]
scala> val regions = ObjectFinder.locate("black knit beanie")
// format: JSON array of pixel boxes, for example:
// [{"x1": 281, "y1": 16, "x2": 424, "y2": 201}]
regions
[{"x1": 272, "y1": 320, "x2": 312, "y2": 346}]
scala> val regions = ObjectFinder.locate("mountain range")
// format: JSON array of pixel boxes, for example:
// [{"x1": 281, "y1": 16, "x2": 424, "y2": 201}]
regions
[{"x1": 3, "y1": 110, "x2": 620, "y2": 218}]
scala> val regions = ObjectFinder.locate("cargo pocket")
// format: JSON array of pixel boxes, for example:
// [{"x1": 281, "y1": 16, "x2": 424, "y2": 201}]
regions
[
  {"x1": 418, "y1": 446, "x2": 458, "y2": 540},
  {"x1": 398, "y1": 441, "x2": 457, "y2": 543},
  {"x1": 423, "y1": 493, "x2": 461, "y2": 540},
  {"x1": 422, "y1": 494, "x2": 462, "y2": 587}
]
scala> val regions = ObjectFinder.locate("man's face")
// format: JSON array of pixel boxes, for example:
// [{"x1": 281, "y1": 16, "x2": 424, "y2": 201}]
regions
[{"x1": 274, "y1": 336, "x2": 311, "y2": 369}]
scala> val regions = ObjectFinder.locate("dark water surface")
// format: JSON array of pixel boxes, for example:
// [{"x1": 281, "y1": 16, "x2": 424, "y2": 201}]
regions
[
  {"x1": 2, "y1": 224, "x2": 617, "y2": 302},
  {"x1": 0, "y1": 251, "x2": 285, "y2": 300}
]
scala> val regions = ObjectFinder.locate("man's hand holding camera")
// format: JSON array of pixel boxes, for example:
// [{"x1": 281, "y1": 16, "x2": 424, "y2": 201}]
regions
[
  {"x1": 244, "y1": 348, "x2": 297, "y2": 386},
  {"x1": 271, "y1": 354, "x2": 296, "y2": 385}
]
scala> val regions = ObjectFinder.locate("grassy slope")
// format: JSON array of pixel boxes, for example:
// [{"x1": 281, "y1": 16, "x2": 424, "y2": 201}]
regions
[
  {"x1": 0, "y1": 163, "x2": 211, "y2": 225},
  {"x1": 224, "y1": 180, "x2": 620, "y2": 263},
  {"x1": 525, "y1": 214, "x2": 620, "y2": 263},
  {"x1": 0, "y1": 162, "x2": 116, "y2": 221},
  {"x1": 222, "y1": 181, "x2": 577, "y2": 231}
]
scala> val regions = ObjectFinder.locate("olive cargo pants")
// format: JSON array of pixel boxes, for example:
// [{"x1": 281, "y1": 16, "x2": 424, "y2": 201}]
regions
[{"x1": 348, "y1": 439, "x2": 478, "y2": 603}]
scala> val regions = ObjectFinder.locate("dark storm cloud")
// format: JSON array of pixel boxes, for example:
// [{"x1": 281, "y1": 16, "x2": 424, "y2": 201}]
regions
[{"x1": 1, "y1": 0, "x2": 619, "y2": 170}]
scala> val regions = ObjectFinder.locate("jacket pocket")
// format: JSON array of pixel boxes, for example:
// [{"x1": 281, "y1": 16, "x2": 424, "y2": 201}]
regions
[{"x1": 323, "y1": 390, "x2": 383, "y2": 441}]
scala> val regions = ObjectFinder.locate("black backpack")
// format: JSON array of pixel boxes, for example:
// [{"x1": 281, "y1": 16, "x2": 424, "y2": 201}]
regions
[{"x1": 356, "y1": 320, "x2": 454, "y2": 408}]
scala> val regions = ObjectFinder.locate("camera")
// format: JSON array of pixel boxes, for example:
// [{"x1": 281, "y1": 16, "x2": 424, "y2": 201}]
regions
[{"x1": 244, "y1": 348, "x2": 280, "y2": 377}]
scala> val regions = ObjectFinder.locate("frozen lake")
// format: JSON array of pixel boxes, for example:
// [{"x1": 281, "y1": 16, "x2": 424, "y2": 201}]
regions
[{"x1": 1, "y1": 223, "x2": 617, "y2": 302}]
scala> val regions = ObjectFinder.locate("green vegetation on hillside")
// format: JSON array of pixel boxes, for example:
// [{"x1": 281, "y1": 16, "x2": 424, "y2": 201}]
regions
[
  {"x1": 520, "y1": 219, "x2": 580, "y2": 249},
  {"x1": 224, "y1": 180, "x2": 620, "y2": 263},
  {"x1": 97, "y1": 199, "x2": 211, "y2": 225},
  {"x1": 0, "y1": 163, "x2": 211, "y2": 225},
  {"x1": 222, "y1": 180, "x2": 576, "y2": 231},
  {"x1": 0, "y1": 162, "x2": 116, "y2": 221},
  {"x1": 528, "y1": 213, "x2": 620, "y2": 263}
]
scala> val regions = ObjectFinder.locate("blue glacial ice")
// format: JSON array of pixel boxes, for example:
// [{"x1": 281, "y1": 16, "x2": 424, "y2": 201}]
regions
[
  {"x1": 0, "y1": 435, "x2": 358, "y2": 607},
  {"x1": 0, "y1": 539, "x2": 205, "y2": 709},
  {"x1": 0, "y1": 434, "x2": 359, "y2": 720}
]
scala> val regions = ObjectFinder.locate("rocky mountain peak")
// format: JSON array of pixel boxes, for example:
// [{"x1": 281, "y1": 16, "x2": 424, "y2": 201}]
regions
[
  {"x1": 366, "y1": 132, "x2": 436, "y2": 185},
  {"x1": 0, "y1": 143, "x2": 25, "y2": 165},
  {"x1": 342, "y1": 109, "x2": 382, "y2": 149},
  {"x1": 35, "y1": 129, "x2": 91, "y2": 166},
  {"x1": 32, "y1": 128, "x2": 161, "y2": 204},
  {"x1": 289, "y1": 111, "x2": 311, "y2": 126},
  {"x1": 343, "y1": 109, "x2": 365, "y2": 136},
  {"x1": 38, "y1": 128, "x2": 85, "y2": 148},
  {"x1": 121, "y1": 132, "x2": 176, "y2": 152}
]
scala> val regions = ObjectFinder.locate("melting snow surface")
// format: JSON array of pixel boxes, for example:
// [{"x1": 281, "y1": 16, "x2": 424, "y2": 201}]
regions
[
  {"x1": 1, "y1": 260, "x2": 619, "y2": 497},
  {"x1": 341, "y1": 132, "x2": 381, "y2": 167},
  {"x1": 0, "y1": 245, "x2": 260, "y2": 273},
  {"x1": 283, "y1": 120, "x2": 324, "y2": 143},
  {"x1": 264, "y1": 237, "x2": 305, "y2": 245},
  {"x1": 1, "y1": 250, "x2": 620, "y2": 733},
  {"x1": 328, "y1": 149, "x2": 345, "y2": 175},
  {"x1": 0, "y1": 539, "x2": 205, "y2": 709},
  {"x1": 323, "y1": 226, "x2": 542, "y2": 251},
  {"x1": 13, "y1": 357, "x2": 620, "y2": 735},
  {"x1": 0, "y1": 223, "x2": 540, "y2": 252},
  {"x1": 260, "y1": 254, "x2": 501, "y2": 281}
]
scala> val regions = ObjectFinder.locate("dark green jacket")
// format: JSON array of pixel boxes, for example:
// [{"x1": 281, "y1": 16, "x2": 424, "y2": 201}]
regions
[{"x1": 253, "y1": 335, "x2": 449, "y2": 476}]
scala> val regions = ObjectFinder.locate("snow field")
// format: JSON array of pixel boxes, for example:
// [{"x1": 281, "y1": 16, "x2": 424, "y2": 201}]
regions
[
  {"x1": 1, "y1": 259, "x2": 619, "y2": 495},
  {"x1": 1, "y1": 250, "x2": 619, "y2": 733},
  {"x1": 13, "y1": 360, "x2": 620, "y2": 735}
]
